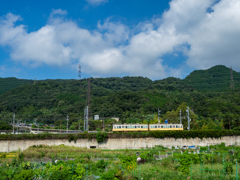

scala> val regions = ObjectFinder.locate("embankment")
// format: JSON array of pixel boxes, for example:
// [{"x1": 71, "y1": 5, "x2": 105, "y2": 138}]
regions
[{"x1": 1, "y1": 136, "x2": 240, "y2": 152}]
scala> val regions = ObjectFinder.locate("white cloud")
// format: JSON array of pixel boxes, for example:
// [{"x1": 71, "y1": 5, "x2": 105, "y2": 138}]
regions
[
  {"x1": 97, "y1": 19, "x2": 129, "y2": 44},
  {"x1": 159, "y1": 0, "x2": 240, "y2": 71},
  {"x1": 1, "y1": 0, "x2": 240, "y2": 79},
  {"x1": 85, "y1": 0, "x2": 108, "y2": 6}
]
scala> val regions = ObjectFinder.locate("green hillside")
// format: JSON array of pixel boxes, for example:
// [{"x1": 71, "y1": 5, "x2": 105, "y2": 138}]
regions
[
  {"x1": 0, "y1": 77, "x2": 193, "y2": 116},
  {"x1": 0, "y1": 77, "x2": 33, "y2": 95},
  {"x1": 0, "y1": 65, "x2": 240, "y2": 131},
  {"x1": 183, "y1": 65, "x2": 240, "y2": 91}
]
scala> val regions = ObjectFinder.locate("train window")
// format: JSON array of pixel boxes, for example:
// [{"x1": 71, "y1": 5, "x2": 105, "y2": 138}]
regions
[
  {"x1": 173, "y1": 125, "x2": 175, "y2": 128},
  {"x1": 158, "y1": 126, "x2": 160, "y2": 128},
  {"x1": 161, "y1": 126, "x2": 163, "y2": 128},
  {"x1": 155, "y1": 126, "x2": 157, "y2": 128},
  {"x1": 141, "y1": 126, "x2": 143, "y2": 128},
  {"x1": 119, "y1": 126, "x2": 121, "y2": 129},
  {"x1": 170, "y1": 126, "x2": 172, "y2": 128}
]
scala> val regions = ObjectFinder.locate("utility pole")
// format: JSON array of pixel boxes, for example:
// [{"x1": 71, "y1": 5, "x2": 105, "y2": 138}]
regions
[
  {"x1": 13, "y1": 113, "x2": 15, "y2": 134},
  {"x1": 180, "y1": 109, "x2": 182, "y2": 124},
  {"x1": 79, "y1": 119, "x2": 80, "y2": 130},
  {"x1": 17, "y1": 120, "x2": 19, "y2": 133},
  {"x1": 67, "y1": 114, "x2": 69, "y2": 134},
  {"x1": 84, "y1": 109, "x2": 86, "y2": 131},
  {"x1": 186, "y1": 106, "x2": 191, "y2": 130},
  {"x1": 103, "y1": 119, "x2": 105, "y2": 131},
  {"x1": 158, "y1": 109, "x2": 161, "y2": 123}
]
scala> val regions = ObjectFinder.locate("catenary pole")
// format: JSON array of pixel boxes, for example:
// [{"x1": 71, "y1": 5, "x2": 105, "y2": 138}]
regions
[
  {"x1": 86, "y1": 106, "x2": 88, "y2": 131},
  {"x1": 67, "y1": 114, "x2": 69, "y2": 133},
  {"x1": 84, "y1": 109, "x2": 86, "y2": 131},
  {"x1": 180, "y1": 109, "x2": 182, "y2": 124},
  {"x1": 13, "y1": 113, "x2": 15, "y2": 134},
  {"x1": 158, "y1": 109, "x2": 161, "y2": 123}
]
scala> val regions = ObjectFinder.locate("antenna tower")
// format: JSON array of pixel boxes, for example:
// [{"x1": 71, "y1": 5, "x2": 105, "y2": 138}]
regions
[
  {"x1": 230, "y1": 66, "x2": 235, "y2": 90},
  {"x1": 78, "y1": 64, "x2": 81, "y2": 80}
]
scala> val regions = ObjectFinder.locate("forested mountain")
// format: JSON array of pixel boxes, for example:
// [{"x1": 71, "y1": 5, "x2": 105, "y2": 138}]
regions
[
  {"x1": 0, "y1": 65, "x2": 240, "y2": 131},
  {"x1": 0, "y1": 77, "x2": 33, "y2": 95},
  {"x1": 183, "y1": 65, "x2": 240, "y2": 91}
]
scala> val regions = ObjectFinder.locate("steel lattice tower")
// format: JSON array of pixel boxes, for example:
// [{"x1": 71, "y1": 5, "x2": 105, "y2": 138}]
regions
[
  {"x1": 87, "y1": 78, "x2": 91, "y2": 129},
  {"x1": 230, "y1": 66, "x2": 235, "y2": 90},
  {"x1": 78, "y1": 64, "x2": 81, "y2": 80}
]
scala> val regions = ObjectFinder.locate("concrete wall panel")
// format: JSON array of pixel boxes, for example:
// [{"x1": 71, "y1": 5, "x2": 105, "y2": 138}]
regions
[{"x1": 1, "y1": 136, "x2": 240, "y2": 152}]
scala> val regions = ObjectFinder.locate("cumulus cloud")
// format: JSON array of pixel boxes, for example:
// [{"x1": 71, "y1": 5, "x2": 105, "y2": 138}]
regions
[
  {"x1": 85, "y1": 0, "x2": 108, "y2": 6},
  {"x1": 1, "y1": 0, "x2": 240, "y2": 79}
]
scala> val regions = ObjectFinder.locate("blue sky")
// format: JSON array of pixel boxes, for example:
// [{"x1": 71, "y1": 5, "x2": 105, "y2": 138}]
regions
[{"x1": 0, "y1": 0, "x2": 240, "y2": 80}]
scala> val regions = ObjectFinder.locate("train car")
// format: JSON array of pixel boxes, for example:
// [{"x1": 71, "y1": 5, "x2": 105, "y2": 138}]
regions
[
  {"x1": 113, "y1": 124, "x2": 148, "y2": 132},
  {"x1": 112, "y1": 123, "x2": 183, "y2": 132},
  {"x1": 149, "y1": 124, "x2": 183, "y2": 131}
]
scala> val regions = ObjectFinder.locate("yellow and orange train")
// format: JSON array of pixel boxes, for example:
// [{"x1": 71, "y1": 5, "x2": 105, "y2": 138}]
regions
[{"x1": 112, "y1": 123, "x2": 183, "y2": 132}]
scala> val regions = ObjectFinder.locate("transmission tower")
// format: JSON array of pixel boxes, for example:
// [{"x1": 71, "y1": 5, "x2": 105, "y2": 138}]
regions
[
  {"x1": 230, "y1": 66, "x2": 235, "y2": 90},
  {"x1": 87, "y1": 78, "x2": 91, "y2": 130},
  {"x1": 78, "y1": 64, "x2": 81, "y2": 80}
]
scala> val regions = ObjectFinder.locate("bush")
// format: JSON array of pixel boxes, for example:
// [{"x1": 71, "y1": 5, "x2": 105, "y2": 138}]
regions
[
  {"x1": 68, "y1": 134, "x2": 77, "y2": 143},
  {"x1": 96, "y1": 132, "x2": 108, "y2": 143}
]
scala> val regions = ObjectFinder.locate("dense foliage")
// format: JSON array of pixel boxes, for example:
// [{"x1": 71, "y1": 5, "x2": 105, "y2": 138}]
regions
[
  {"x1": 0, "y1": 77, "x2": 33, "y2": 95},
  {"x1": 183, "y1": 65, "x2": 240, "y2": 91},
  {"x1": 0, "y1": 65, "x2": 240, "y2": 131}
]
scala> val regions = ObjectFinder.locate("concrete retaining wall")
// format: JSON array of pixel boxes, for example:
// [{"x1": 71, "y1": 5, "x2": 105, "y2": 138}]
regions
[{"x1": 1, "y1": 136, "x2": 240, "y2": 152}]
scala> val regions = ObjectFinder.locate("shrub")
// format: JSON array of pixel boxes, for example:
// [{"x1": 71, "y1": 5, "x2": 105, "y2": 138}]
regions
[
  {"x1": 13, "y1": 170, "x2": 35, "y2": 180},
  {"x1": 100, "y1": 168, "x2": 119, "y2": 180},
  {"x1": 96, "y1": 132, "x2": 108, "y2": 143},
  {"x1": 68, "y1": 134, "x2": 77, "y2": 143},
  {"x1": 96, "y1": 159, "x2": 106, "y2": 170},
  {"x1": 225, "y1": 162, "x2": 233, "y2": 174},
  {"x1": 72, "y1": 164, "x2": 85, "y2": 179}
]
